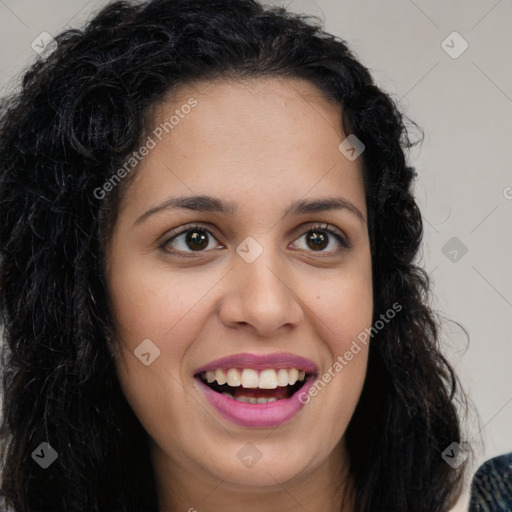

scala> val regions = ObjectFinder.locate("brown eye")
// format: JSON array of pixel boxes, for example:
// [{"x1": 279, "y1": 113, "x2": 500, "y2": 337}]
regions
[
  {"x1": 306, "y1": 230, "x2": 328, "y2": 251},
  {"x1": 291, "y1": 224, "x2": 350, "y2": 255},
  {"x1": 185, "y1": 229, "x2": 209, "y2": 251},
  {"x1": 162, "y1": 224, "x2": 221, "y2": 254}
]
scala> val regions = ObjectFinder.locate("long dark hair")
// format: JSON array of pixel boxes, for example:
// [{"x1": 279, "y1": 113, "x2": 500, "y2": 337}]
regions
[{"x1": 0, "y1": 0, "x2": 470, "y2": 510}]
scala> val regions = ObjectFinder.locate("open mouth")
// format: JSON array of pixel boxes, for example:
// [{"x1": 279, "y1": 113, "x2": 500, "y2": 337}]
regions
[{"x1": 196, "y1": 368, "x2": 314, "y2": 404}]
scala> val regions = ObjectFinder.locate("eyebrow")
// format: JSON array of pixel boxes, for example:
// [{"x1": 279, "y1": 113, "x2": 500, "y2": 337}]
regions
[{"x1": 134, "y1": 194, "x2": 366, "y2": 226}]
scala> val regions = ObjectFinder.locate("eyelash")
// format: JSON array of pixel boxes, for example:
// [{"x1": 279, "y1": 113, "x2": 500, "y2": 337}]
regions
[{"x1": 160, "y1": 222, "x2": 351, "y2": 257}]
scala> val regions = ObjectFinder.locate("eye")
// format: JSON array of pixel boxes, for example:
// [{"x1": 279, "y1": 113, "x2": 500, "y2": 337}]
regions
[
  {"x1": 290, "y1": 223, "x2": 350, "y2": 254},
  {"x1": 161, "y1": 224, "x2": 223, "y2": 255},
  {"x1": 161, "y1": 222, "x2": 350, "y2": 257}
]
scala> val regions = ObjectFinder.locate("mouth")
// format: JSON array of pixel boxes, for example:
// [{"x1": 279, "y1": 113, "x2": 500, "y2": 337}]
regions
[
  {"x1": 196, "y1": 367, "x2": 313, "y2": 404},
  {"x1": 193, "y1": 353, "x2": 318, "y2": 428}
]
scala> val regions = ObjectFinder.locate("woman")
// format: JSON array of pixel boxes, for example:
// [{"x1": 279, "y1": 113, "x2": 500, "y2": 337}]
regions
[{"x1": 0, "y1": 0, "x2": 470, "y2": 510}]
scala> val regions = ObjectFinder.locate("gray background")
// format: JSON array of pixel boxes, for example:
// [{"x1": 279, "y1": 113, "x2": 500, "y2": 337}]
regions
[{"x1": 1, "y1": 1, "x2": 511, "y2": 509}]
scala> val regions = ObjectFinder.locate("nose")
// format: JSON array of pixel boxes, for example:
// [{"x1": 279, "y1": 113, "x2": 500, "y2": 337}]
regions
[{"x1": 218, "y1": 249, "x2": 304, "y2": 337}]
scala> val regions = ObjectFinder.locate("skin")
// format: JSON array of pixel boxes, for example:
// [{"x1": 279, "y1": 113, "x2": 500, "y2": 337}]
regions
[{"x1": 105, "y1": 77, "x2": 373, "y2": 512}]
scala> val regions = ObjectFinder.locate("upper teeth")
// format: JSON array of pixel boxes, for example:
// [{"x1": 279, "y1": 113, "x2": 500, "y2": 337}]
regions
[{"x1": 201, "y1": 368, "x2": 307, "y2": 388}]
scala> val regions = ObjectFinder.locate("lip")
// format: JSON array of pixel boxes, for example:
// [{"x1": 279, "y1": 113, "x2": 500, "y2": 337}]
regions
[
  {"x1": 193, "y1": 352, "x2": 318, "y2": 374},
  {"x1": 193, "y1": 352, "x2": 318, "y2": 428},
  {"x1": 195, "y1": 374, "x2": 316, "y2": 428}
]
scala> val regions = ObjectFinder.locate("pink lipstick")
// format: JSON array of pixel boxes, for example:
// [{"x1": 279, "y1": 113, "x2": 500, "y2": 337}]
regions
[{"x1": 193, "y1": 352, "x2": 317, "y2": 428}]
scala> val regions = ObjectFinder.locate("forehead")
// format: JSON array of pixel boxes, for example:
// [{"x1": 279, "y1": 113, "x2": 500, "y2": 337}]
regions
[{"x1": 118, "y1": 76, "x2": 365, "y2": 222}]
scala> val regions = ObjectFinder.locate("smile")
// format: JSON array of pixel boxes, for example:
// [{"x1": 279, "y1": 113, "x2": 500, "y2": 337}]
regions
[
  {"x1": 193, "y1": 353, "x2": 318, "y2": 428},
  {"x1": 199, "y1": 367, "x2": 309, "y2": 403}
]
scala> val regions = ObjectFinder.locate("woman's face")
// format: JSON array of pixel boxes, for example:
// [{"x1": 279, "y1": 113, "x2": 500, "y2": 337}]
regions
[{"x1": 106, "y1": 77, "x2": 373, "y2": 502}]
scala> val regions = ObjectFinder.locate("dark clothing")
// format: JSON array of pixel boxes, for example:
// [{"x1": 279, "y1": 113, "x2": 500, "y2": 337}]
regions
[{"x1": 469, "y1": 452, "x2": 512, "y2": 511}]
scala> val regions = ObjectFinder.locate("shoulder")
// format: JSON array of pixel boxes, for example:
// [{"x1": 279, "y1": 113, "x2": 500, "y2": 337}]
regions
[{"x1": 468, "y1": 452, "x2": 512, "y2": 512}]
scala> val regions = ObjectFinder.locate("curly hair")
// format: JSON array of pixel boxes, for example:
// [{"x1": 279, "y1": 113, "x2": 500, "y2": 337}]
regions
[{"x1": 0, "y1": 0, "x2": 470, "y2": 510}]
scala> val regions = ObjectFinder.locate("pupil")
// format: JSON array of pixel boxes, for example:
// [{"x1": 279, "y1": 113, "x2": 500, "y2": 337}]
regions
[
  {"x1": 308, "y1": 230, "x2": 327, "y2": 250},
  {"x1": 186, "y1": 230, "x2": 208, "y2": 251},
  {"x1": 185, "y1": 229, "x2": 328, "y2": 252}
]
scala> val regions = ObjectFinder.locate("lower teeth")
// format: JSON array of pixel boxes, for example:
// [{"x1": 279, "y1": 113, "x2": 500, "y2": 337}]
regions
[{"x1": 222, "y1": 392, "x2": 279, "y2": 403}]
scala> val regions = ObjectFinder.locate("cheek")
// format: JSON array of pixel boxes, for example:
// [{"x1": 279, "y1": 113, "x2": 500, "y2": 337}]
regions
[
  {"x1": 301, "y1": 261, "x2": 372, "y2": 433},
  {"x1": 309, "y1": 262, "x2": 373, "y2": 350},
  {"x1": 106, "y1": 258, "x2": 230, "y2": 423},
  {"x1": 106, "y1": 264, "x2": 206, "y2": 440},
  {"x1": 107, "y1": 257, "x2": 222, "y2": 348},
  {"x1": 309, "y1": 277, "x2": 372, "y2": 391},
  {"x1": 105, "y1": 259, "x2": 192, "y2": 386}
]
